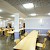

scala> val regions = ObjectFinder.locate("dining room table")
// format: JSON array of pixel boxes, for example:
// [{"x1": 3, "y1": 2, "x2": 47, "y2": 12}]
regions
[{"x1": 13, "y1": 30, "x2": 38, "y2": 50}]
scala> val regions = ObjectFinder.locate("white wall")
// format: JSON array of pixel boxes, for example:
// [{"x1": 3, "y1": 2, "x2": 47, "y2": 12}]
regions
[
  {"x1": 0, "y1": 20, "x2": 6, "y2": 27},
  {"x1": 0, "y1": 20, "x2": 2, "y2": 27},
  {"x1": 25, "y1": 17, "x2": 50, "y2": 29}
]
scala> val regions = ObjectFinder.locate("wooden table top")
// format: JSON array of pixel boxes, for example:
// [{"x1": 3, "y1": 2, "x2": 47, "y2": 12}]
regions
[
  {"x1": 7, "y1": 31, "x2": 14, "y2": 34},
  {"x1": 3, "y1": 28, "x2": 9, "y2": 31},
  {"x1": 0, "y1": 28, "x2": 14, "y2": 33},
  {"x1": 13, "y1": 30, "x2": 38, "y2": 50}
]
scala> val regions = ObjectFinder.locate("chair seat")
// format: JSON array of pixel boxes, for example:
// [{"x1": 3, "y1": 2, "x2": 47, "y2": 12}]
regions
[
  {"x1": 14, "y1": 39, "x2": 20, "y2": 44},
  {"x1": 24, "y1": 32, "x2": 28, "y2": 36},
  {"x1": 37, "y1": 38, "x2": 47, "y2": 49},
  {"x1": 4, "y1": 31, "x2": 11, "y2": 36},
  {"x1": 37, "y1": 43, "x2": 43, "y2": 47},
  {"x1": 21, "y1": 35, "x2": 25, "y2": 39}
]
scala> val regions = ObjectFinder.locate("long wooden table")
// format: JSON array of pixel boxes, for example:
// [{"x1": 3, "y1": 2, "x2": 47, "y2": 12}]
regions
[{"x1": 13, "y1": 30, "x2": 38, "y2": 50}]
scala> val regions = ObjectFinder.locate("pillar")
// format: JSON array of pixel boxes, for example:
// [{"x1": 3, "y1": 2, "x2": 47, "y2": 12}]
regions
[{"x1": 14, "y1": 13, "x2": 19, "y2": 40}]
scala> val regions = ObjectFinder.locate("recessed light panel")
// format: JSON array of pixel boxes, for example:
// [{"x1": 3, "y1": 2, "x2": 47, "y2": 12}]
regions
[
  {"x1": 23, "y1": 3, "x2": 34, "y2": 9},
  {"x1": 19, "y1": 18, "x2": 25, "y2": 20},
  {"x1": 30, "y1": 13, "x2": 37, "y2": 16},
  {"x1": 7, "y1": 18, "x2": 11, "y2": 20},
  {"x1": 11, "y1": 15, "x2": 15, "y2": 17},
  {"x1": 48, "y1": 13, "x2": 50, "y2": 15},
  {"x1": 0, "y1": 9, "x2": 3, "y2": 12}
]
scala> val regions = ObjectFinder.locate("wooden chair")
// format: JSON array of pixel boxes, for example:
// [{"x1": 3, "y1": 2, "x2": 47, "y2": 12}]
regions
[
  {"x1": 0, "y1": 29, "x2": 3, "y2": 36},
  {"x1": 14, "y1": 39, "x2": 20, "y2": 44},
  {"x1": 4, "y1": 30, "x2": 11, "y2": 37},
  {"x1": 24, "y1": 32, "x2": 28, "y2": 37},
  {"x1": 37, "y1": 38, "x2": 47, "y2": 50},
  {"x1": 21, "y1": 35, "x2": 25, "y2": 40},
  {"x1": 4, "y1": 30, "x2": 12, "y2": 42}
]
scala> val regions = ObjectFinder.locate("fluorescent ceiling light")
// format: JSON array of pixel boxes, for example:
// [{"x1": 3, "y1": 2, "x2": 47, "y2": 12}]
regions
[
  {"x1": 23, "y1": 3, "x2": 34, "y2": 9},
  {"x1": 19, "y1": 18, "x2": 23, "y2": 19},
  {"x1": 48, "y1": 13, "x2": 50, "y2": 15},
  {"x1": 7, "y1": 18, "x2": 11, "y2": 20},
  {"x1": 19, "y1": 18, "x2": 25, "y2": 20},
  {"x1": 11, "y1": 15, "x2": 15, "y2": 17},
  {"x1": 30, "y1": 13, "x2": 37, "y2": 16},
  {"x1": 0, "y1": 9, "x2": 3, "y2": 12}
]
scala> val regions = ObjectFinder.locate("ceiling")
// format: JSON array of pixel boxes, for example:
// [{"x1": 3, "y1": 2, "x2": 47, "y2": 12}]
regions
[
  {"x1": 0, "y1": 0, "x2": 50, "y2": 21},
  {"x1": 4, "y1": 0, "x2": 50, "y2": 17},
  {"x1": 0, "y1": 0, "x2": 26, "y2": 21},
  {"x1": 0, "y1": 0, "x2": 15, "y2": 20}
]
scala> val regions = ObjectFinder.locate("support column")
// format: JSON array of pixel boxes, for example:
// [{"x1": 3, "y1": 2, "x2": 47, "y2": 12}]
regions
[{"x1": 14, "y1": 13, "x2": 19, "y2": 40}]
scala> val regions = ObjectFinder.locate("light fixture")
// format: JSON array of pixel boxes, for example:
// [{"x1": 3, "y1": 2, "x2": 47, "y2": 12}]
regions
[
  {"x1": 7, "y1": 18, "x2": 11, "y2": 20},
  {"x1": 30, "y1": 13, "x2": 37, "y2": 16},
  {"x1": 11, "y1": 15, "x2": 15, "y2": 17},
  {"x1": 0, "y1": 9, "x2": 3, "y2": 12},
  {"x1": 23, "y1": 3, "x2": 34, "y2": 9},
  {"x1": 48, "y1": 13, "x2": 50, "y2": 15},
  {"x1": 19, "y1": 18, "x2": 23, "y2": 19},
  {"x1": 19, "y1": 18, "x2": 25, "y2": 20}
]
